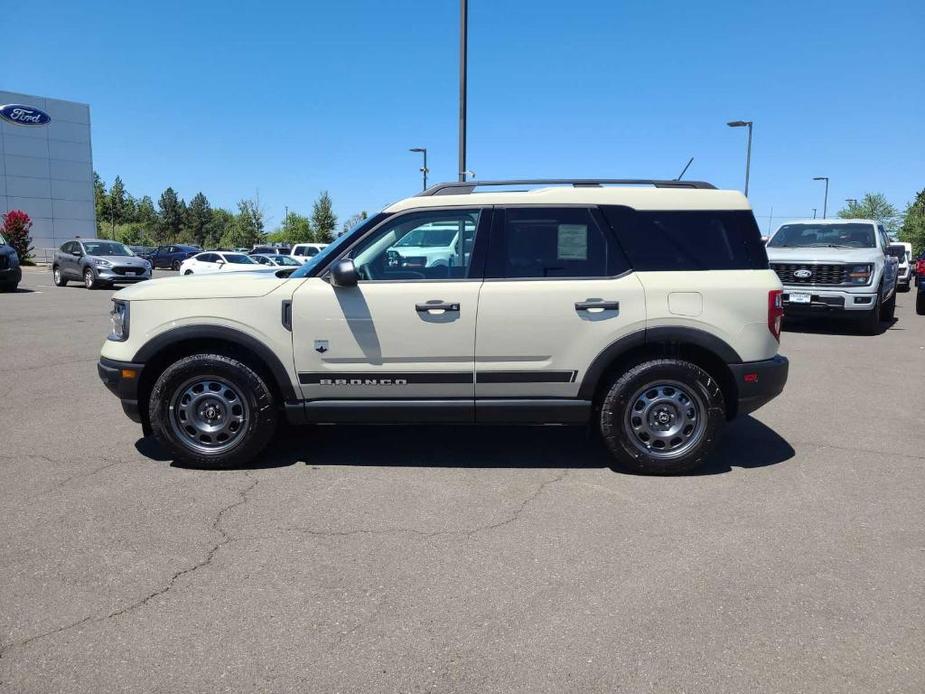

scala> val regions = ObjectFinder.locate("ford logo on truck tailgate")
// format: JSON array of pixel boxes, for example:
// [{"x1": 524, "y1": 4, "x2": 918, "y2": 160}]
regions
[
  {"x1": 0, "y1": 104, "x2": 52, "y2": 126},
  {"x1": 793, "y1": 269, "x2": 813, "y2": 279}
]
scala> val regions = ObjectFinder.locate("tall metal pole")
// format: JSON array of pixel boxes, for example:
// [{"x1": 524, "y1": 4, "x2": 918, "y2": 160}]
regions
[
  {"x1": 823, "y1": 179, "x2": 829, "y2": 219},
  {"x1": 744, "y1": 122, "x2": 753, "y2": 197},
  {"x1": 458, "y1": 0, "x2": 468, "y2": 182},
  {"x1": 423, "y1": 148, "x2": 428, "y2": 190}
]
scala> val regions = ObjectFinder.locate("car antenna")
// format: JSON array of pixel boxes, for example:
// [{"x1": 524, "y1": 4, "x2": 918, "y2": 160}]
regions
[{"x1": 675, "y1": 157, "x2": 694, "y2": 181}]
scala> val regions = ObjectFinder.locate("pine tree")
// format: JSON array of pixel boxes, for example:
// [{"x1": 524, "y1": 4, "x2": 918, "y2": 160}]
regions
[
  {"x1": 157, "y1": 187, "x2": 184, "y2": 243},
  {"x1": 310, "y1": 191, "x2": 337, "y2": 243},
  {"x1": 93, "y1": 172, "x2": 108, "y2": 235},
  {"x1": 108, "y1": 176, "x2": 127, "y2": 237},
  {"x1": 186, "y1": 192, "x2": 212, "y2": 246}
]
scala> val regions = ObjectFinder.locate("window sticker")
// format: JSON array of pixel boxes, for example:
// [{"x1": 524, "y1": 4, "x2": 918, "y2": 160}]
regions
[{"x1": 557, "y1": 224, "x2": 588, "y2": 260}]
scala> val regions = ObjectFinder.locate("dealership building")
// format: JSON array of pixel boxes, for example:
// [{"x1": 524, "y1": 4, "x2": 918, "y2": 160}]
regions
[{"x1": 0, "y1": 90, "x2": 95, "y2": 254}]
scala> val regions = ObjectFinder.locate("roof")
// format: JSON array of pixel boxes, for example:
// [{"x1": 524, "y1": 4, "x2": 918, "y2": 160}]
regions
[
  {"x1": 384, "y1": 184, "x2": 751, "y2": 213},
  {"x1": 779, "y1": 218, "x2": 879, "y2": 225}
]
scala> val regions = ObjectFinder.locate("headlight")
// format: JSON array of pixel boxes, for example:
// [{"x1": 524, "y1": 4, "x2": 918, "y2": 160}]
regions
[
  {"x1": 109, "y1": 300, "x2": 130, "y2": 341},
  {"x1": 93, "y1": 258, "x2": 113, "y2": 268},
  {"x1": 847, "y1": 264, "x2": 873, "y2": 285}
]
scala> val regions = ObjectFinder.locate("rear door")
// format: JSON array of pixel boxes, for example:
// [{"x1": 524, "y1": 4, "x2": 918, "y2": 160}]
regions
[{"x1": 474, "y1": 206, "x2": 647, "y2": 405}]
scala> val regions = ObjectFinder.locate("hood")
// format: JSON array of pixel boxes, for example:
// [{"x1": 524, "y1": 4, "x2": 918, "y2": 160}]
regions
[
  {"x1": 115, "y1": 270, "x2": 294, "y2": 301},
  {"x1": 766, "y1": 247, "x2": 881, "y2": 264},
  {"x1": 92, "y1": 255, "x2": 150, "y2": 267}
]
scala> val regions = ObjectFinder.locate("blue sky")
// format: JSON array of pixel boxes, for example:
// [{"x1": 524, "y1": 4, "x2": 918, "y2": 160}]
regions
[{"x1": 6, "y1": 0, "x2": 923, "y2": 231}]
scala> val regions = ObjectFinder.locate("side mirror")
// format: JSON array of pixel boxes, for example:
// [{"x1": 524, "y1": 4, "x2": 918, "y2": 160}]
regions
[
  {"x1": 72, "y1": 249, "x2": 83, "y2": 257},
  {"x1": 330, "y1": 259, "x2": 358, "y2": 287}
]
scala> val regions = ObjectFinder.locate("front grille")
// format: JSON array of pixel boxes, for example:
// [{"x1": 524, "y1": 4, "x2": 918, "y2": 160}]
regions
[
  {"x1": 0, "y1": 256, "x2": 8, "y2": 270},
  {"x1": 112, "y1": 266, "x2": 143, "y2": 276},
  {"x1": 771, "y1": 263, "x2": 848, "y2": 285}
]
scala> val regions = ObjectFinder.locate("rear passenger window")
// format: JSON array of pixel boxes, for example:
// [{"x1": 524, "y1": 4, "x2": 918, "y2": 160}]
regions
[
  {"x1": 487, "y1": 207, "x2": 629, "y2": 279},
  {"x1": 600, "y1": 207, "x2": 768, "y2": 271}
]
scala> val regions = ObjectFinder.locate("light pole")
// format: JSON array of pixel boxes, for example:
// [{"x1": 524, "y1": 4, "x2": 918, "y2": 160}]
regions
[
  {"x1": 813, "y1": 176, "x2": 829, "y2": 218},
  {"x1": 458, "y1": 0, "x2": 468, "y2": 182},
  {"x1": 727, "y1": 120, "x2": 753, "y2": 197},
  {"x1": 409, "y1": 148, "x2": 429, "y2": 191},
  {"x1": 812, "y1": 208, "x2": 817, "y2": 219}
]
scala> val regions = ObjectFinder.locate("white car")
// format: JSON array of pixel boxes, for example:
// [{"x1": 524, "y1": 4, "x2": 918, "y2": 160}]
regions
[
  {"x1": 179, "y1": 251, "x2": 262, "y2": 275},
  {"x1": 290, "y1": 243, "x2": 328, "y2": 264},
  {"x1": 386, "y1": 221, "x2": 465, "y2": 269},
  {"x1": 99, "y1": 177, "x2": 789, "y2": 475},
  {"x1": 250, "y1": 253, "x2": 303, "y2": 268}
]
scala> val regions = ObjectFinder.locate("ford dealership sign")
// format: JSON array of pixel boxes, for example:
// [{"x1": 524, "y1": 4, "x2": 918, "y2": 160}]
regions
[{"x1": 0, "y1": 104, "x2": 52, "y2": 126}]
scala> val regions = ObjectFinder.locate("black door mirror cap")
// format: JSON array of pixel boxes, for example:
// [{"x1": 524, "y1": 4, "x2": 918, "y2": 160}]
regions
[{"x1": 331, "y1": 259, "x2": 359, "y2": 287}]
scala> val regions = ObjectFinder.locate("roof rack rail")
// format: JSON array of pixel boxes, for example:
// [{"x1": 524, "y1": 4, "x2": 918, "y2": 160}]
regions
[{"x1": 418, "y1": 179, "x2": 717, "y2": 196}]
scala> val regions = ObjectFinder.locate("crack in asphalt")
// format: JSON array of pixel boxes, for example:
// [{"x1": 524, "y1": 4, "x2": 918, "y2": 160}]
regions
[
  {"x1": 0, "y1": 473, "x2": 259, "y2": 662},
  {"x1": 274, "y1": 469, "x2": 570, "y2": 542},
  {"x1": 22, "y1": 458, "x2": 130, "y2": 500}
]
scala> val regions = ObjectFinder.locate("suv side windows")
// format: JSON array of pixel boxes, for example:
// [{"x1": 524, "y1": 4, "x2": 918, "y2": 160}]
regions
[
  {"x1": 345, "y1": 209, "x2": 483, "y2": 281},
  {"x1": 601, "y1": 206, "x2": 768, "y2": 271},
  {"x1": 486, "y1": 207, "x2": 629, "y2": 279}
]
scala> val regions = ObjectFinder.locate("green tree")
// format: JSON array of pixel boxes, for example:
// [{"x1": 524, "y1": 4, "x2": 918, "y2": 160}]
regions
[
  {"x1": 157, "y1": 187, "x2": 184, "y2": 243},
  {"x1": 136, "y1": 195, "x2": 158, "y2": 228},
  {"x1": 837, "y1": 193, "x2": 901, "y2": 233},
  {"x1": 899, "y1": 189, "x2": 925, "y2": 257},
  {"x1": 223, "y1": 197, "x2": 265, "y2": 249},
  {"x1": 310, "y1": 191, "x2": 337, "y2": 243},
  {"x1": 341, "y1": 210, "x2": 368, "y2": 236},
  {"x1": 186, "y1": 192, "x2": 213, "y2": 247},
  {"x1": 93, "y1": 171, "x2": 108, "y2": 235},
  {"x1": 279, "y1": 211, "x2": 313, "y2": 244},
  {"x1": 205, "y1": 208, "x2": 235, "y2": 248},
  {"x1": 107, "y1": 176, "x2": 127, "y2": 237}
]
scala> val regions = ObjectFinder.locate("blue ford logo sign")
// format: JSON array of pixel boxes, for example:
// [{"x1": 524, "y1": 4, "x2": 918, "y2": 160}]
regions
[
  {"x1": 793, "y1": 269, "x2": 813, "y2": 279},
  {"x1": 0, "y1": 104, "x2": 52, "y2": 126}
]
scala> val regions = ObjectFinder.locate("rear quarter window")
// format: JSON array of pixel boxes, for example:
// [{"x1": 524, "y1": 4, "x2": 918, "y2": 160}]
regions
[{"x1": 600, "y1": 207, "x2": 769, "y2": 271}]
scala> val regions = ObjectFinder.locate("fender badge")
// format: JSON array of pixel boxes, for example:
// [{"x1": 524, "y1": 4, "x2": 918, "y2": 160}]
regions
[{"x1": 314, "y1": 340, "x2": 329, "y2": 354}]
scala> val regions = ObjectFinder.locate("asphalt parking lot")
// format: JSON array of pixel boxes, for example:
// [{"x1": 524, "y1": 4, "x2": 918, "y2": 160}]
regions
[{"x1": 1, "y1": 267, "x2": 923, "y2": 693}]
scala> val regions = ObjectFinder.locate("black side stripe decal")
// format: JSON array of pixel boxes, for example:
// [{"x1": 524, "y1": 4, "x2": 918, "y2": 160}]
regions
[{"x1": 298, "y1": 371, "x2": 578, "y2": 385}]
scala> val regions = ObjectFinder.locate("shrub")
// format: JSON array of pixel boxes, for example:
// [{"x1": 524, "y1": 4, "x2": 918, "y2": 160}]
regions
[{"x1": 1, "y1": 209, "x2": 34, "y2": 264}]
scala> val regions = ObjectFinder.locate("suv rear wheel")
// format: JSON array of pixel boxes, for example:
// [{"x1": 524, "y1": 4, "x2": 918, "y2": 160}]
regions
[
  {"x1": 599, "y1": 359, "x2": 725, "y2": 475},
  {"x1": 149, "y1": 353, "x2": 278, "y2": 468}
]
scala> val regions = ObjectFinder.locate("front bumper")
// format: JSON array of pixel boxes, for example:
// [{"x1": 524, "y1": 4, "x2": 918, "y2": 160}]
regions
[
  {"x1": 781, "y1": 286, "x2": 877, "y2": 314},
  {"x1": 729, "y1": 355, "x2": 789, "y2": 417},
  {"x1": 98, "y1": 357, "x2": 145, "y2": 422},
  {"x1": 0, "y1": 265, "x2": 22, "y2": 285},
  {"x1": 94, "y1": 267, "x2": 151, "y2": 283}
]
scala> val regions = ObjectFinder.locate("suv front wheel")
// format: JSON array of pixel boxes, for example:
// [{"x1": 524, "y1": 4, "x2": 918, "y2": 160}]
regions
[
  {"x1": 599, "y1": 359, "x2": 725, "y2": 475},
  {"x1": 149, "y1": 353, "x2": 278, "y2": 468}
]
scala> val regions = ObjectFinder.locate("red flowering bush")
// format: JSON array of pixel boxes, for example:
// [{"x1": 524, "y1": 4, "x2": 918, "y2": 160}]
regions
[{"x1": 1, "y1": 209, "x2": 34, "y2": 263}]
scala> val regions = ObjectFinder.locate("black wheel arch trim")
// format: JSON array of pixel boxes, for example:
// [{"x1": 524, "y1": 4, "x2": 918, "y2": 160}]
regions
[
  {"x1": 131, "y1": 325, "x2": 298, "y2": 401},
  {"x1": 577, "y1": 327, "x2": 742, "y2": 400}
]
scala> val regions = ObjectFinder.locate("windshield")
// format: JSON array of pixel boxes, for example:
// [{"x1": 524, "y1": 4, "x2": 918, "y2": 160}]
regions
[
  {"x1": 394, "y1": 226, "x2": 457, "y2": 248},
  {"x1": 270, "y1": 255, "x2": 300, "y2": 266},
  {"x1": 769, "y1": 223, "x2": 875, "y2": 249},
  {"x1": 83, "y1": 241, "x2": 134, "y2": 257},
  {"x1": 290, "y1": 213, "x2": 389, "y2": 278},
  {"x1": 224, "y1": 254, "x2": 257, "y2": 264}
]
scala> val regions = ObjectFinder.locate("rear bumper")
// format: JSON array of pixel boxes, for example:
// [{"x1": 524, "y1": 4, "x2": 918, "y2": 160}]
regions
[
  {"x1": 729, "y1": 355, "x2": 789, "y2": 417},
  {"x1": 98, "y1": 357, "x2": 145, "y2": 423}
]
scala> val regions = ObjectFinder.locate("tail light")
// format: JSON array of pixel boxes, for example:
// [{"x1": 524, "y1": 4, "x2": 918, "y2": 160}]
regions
[
  {"x1": 916, "y1": 258, "x2": 925, "y2": 276},
  {"x1": 768, "y1": 289, "x2": 784, "y2": 342}
]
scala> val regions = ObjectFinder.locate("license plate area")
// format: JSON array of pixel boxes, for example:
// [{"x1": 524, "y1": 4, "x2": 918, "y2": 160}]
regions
[{"x1": 789, "y1": 292, "x2": 812, "y2": 304}]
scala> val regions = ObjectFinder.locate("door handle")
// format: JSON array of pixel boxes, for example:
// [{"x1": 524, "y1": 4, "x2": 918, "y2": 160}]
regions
[
  {"x1": 575, "y1": 301, "x2": 619, "y2": 311},
  {"x1": 415, "y1": 302, "x2": 460, "y2": 313}
]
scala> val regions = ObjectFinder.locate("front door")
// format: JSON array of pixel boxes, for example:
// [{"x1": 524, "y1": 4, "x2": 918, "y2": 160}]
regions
[
  {"x1": 290, "y1": 207, "x2": 489, "y2": 418},
  {"x1": 474, "y1": 206, "x2": 647, "y2": 403}
]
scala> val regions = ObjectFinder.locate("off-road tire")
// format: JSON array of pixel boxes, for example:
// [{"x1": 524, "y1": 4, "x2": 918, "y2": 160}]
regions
[
  {"x1": 858, "y1": 294, "x2": 881, "y2": 335},
  {"x1": 599, "y1": 359, "x2": 725, "y2": 475},
  {"x1": 53, "y1": 266, "x2": 68, "y2": 287},
  {"x1": 880, "y1": 291, "x2": 896, "y2": 322},
  {"x1": 149, "y1": 353, "x2": 277, "y2": 469}
]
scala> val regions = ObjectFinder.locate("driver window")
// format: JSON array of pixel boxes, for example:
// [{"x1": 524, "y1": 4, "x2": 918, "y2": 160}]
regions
[{"x1": 347, "y1": 209, "x2": 480, "y2": 281}]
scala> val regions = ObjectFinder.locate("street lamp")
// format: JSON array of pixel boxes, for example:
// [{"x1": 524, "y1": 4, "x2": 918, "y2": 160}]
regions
[
  {"x1": 812, "y1": 208, "x2": 817, "y2": 219},
  {"x1": 409, "y1": 148, "x2": 429, "y2": 191},
  {"x1": 726, "y1": 120, "x2": 753, "y2": 197},
  {"x1": 813, "y1": 176, "x2": 830, "y2": 218}
]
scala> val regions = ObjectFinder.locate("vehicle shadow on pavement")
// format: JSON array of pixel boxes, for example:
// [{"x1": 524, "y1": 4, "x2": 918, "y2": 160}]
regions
[
  {"x1": 135, "y1": 415, "x2": 793, "y2": 475},
  {"x1": 783, "y1": 315, "x2": 898, "y2": 336}
]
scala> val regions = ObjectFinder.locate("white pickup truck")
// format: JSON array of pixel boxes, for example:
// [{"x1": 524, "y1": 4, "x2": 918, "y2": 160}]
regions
[{"x1": 766, "y1": 218, "x2": 899, "y2": 334}]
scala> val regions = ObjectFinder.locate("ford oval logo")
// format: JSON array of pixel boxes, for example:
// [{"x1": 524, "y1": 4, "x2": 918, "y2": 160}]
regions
[
  {"x1": 0, "y1": 104, "x2": 52, "y2": 126},
  {"x1": 793, "y1": 269, "x2": 813, "y2": 279}
]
